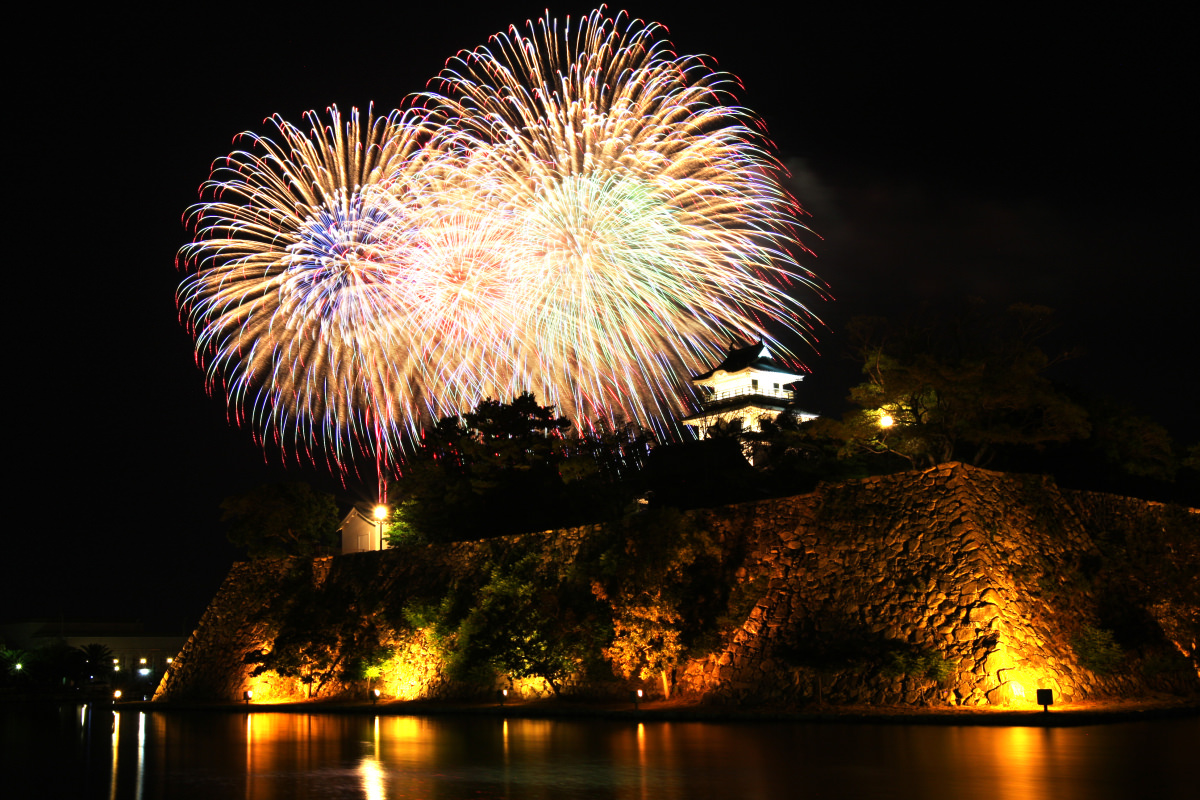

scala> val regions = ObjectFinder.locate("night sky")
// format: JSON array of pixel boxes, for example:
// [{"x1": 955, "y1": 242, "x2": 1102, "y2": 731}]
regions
[{"x1": 8, "y1": 3, "x2": 1195, "y2": 633}]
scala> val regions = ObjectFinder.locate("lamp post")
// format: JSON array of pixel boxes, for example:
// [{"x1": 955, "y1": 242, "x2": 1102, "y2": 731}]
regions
[{"x1": 373, "y1": 505, "x2": 388, "y2": 551}]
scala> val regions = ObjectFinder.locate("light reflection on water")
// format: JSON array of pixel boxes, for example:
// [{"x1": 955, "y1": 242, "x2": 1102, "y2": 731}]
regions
[{"x1": 4, "y1": 705, "x2": 1195, "y2": 800}]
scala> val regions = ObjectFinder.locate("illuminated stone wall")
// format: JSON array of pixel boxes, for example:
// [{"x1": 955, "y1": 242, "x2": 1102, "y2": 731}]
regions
[
  {"x1": 157, "y1": 463, "x2": 1197, "y2": 706},
  {"x1": 679, "y1": 463, "x2": 1198, "y2": 706}
]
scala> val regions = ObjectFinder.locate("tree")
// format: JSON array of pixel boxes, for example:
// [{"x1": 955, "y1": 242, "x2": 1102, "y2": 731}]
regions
[
  {"x1": 1085, "y1": 398, "x2": 1177, "y2": 482},
  {"x1": 0, "y1": 645, "x2": 29, "y2": 684},
  {"x1": 832, "y1": 301, "x2": 1090, "y2": 468},
  {"x1": 593, "y1": 508, "x2": 726, "y2": 697},
  {"x1": 390, "y1": 394, "x2": 654, "y2": 541},
  {"x1": 447, "y1": 553, "x2": 607, "y2": 696},
  {"x1": 78, "y1": 643, "x2": 113, "y2": 678},
  {"x1": 221, "y1": 482, "x2": 339, "y2": 558}
]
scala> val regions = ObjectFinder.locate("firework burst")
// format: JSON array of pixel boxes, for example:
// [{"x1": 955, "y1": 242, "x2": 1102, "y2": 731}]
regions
[
  {"x1": 422, "y1": 8, "x2": 820, "y2": 426},
  {"x1": 178, "y1": 9, "x2": 822, "y2": 479},
  {"x1": 178, "y1": 105, "x2": 435, "y2": 472}
]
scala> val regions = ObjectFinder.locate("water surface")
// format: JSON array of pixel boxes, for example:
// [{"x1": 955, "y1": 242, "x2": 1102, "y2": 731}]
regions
[{"x1": 5, "y1": 705, "x2": 1195, "y2": 799}]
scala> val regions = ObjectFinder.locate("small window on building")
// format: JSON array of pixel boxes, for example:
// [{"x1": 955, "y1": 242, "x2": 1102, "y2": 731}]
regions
[
  {"x1": 774, "y1": 383, "x2": 780, "y2": 390},
  {"x1": 751, "y1": 379, "x2": 759, "y2": 389}
]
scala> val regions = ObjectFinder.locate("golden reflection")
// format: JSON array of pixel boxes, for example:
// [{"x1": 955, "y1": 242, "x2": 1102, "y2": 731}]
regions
[
  {"x1": 637, "y1": 722, "x2": 648, "y2": 800},
  {"x1": 109, "y1": 711, "x2": 120, "y2": 800},
  {"x1": 245, "y1": 714, "x2": 254, "y2": 800},
  {"x1": 380, "y1": 717, "x2": 438, "y2": 769},
  {"x1": 100, "y1": 710, "x2": 1196, "y2": 799},
  {"x1": 136, "y1": 712, "x2": 146, "y2": 800},
  {"x1": 358, "y1": 757, "x2": 385, "y2": 800},
  {"x1": 987, "y1": 726, "x2": 1057, "y2": 800}
]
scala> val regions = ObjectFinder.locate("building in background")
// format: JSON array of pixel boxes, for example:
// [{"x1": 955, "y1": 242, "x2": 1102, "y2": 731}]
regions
[{"x1": 681, "y1": 341, "x2": 818, "y2": 462}]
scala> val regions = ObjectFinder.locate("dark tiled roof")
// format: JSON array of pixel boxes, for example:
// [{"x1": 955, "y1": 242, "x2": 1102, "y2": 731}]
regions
[{"x1": 691, "y1": 341, "x2": 802, "y2": 382}]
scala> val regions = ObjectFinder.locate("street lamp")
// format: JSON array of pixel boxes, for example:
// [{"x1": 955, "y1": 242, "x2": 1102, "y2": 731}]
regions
[
  {"x1": 373, "y1": 505, "x2": 388, "y2": 550},
  {"x1": 879, "y1": 412, "x2": 894, "y2": 429}
]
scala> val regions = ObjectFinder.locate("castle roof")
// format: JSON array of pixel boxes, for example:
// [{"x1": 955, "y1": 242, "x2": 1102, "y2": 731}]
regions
[{"x1": 690, "y1": 341, "x2": 803, "y2": 383}]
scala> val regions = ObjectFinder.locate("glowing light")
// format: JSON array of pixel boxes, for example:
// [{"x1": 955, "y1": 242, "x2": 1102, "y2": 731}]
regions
[
  {"x1": 358, "y1": 758, "x2": 385, "y2": 800},
  {"x1": 373, "y1": 505, "x2": 388, "y2": 521},
  {"x1": 178, "y1": 9, "x2": 821, "y2": 476},
  {"x1": 1010, "y1": 681, "x2": 1025, "y2": 698},
  {"x1": 879, "y1": 413, "x2": 894, "y2": 428},
  {"x1": 113, "y1": 690, "x2": 122, "y2": 699}
]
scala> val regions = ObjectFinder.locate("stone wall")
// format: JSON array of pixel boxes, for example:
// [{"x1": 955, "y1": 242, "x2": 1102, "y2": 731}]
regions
[
  {"x1": 678, "y1": 465, "x2": 1168, "y2": 705},
  {"x1": 157, "y1": 463, "x2": 1198, "y2": 706}
]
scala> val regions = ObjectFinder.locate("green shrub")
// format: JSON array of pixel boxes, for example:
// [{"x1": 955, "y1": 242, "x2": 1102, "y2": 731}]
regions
[
  {"x1": 881, "y1": 650, "x2": 954, "y2": 682},
  {"x1": 1072, "y1": 625, "x2": 1125, "y2": 674}
]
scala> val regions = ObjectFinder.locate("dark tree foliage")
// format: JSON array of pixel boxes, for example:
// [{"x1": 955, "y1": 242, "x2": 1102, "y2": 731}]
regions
[
  {"x1": 1039, "y1": 393, "x2": 1188, "y2": 501},
  {"x1": 242, "y1": 561, "x2": 391, "y2": 698},
  {"x1": 22, "y1": 640, "x2": 87, "y2": 687},
  {"x1": 829, "y1": 301, "x2": 1090, "y2": 468},
  {"x1": 447, "y1": 553, "x2": 608, "y2": 696},
  {"x1": 78, "y1": 643, "x2": 113, "y2": 676},
  {"x1": 221, "y1": 482, "x2": 340, "y2": 558},
  {"x1": 639, "y1": 438, "x2": 760, "y2": 509},
  {"x1": 389, "y1": 393, "x2": 655, "y2": 542},
  {"x1": 752, "y1": 414, "x2": 879, "y2": 493},
  {"x1": 1084, "y1": 399, "x2": 1177, "y2": 482},
  {"x1": 413, "y1": 507, "x2": 740, "y2": 698}
]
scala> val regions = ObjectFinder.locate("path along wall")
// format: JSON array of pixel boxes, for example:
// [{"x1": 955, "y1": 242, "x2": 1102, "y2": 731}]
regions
[{"x1": 156, "y1": 463, "x2": 1198, "y2": 706}]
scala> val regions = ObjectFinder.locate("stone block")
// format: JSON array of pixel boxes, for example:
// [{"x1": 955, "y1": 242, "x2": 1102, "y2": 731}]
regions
[{"x1": 968, "y1": 604, "x2": 1000, "y2": 623}]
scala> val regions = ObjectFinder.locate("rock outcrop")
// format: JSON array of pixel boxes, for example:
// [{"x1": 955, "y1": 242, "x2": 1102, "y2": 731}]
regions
[{"x1": 156, "y1": 463, "x2": 1199, "y2": 706}]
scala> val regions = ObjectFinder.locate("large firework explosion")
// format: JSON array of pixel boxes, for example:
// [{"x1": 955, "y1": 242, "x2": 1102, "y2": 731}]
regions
[{"x1": 178, "y1": 8, "x2": 822, "y2": 482}]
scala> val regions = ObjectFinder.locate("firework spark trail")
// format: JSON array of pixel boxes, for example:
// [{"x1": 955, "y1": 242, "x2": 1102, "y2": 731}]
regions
[
  {"x1": 178, "y1": 9, "x2": 823, "y2": 478},
  {"x1": 178, "y1": 105, "x2": 437, "y2": 473},
  {"x1": 422, "y1": 8, "x2": 821, "y2": 428}
]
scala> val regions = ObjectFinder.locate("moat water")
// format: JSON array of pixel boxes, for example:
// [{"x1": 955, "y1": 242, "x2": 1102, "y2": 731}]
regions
[{"x1": 4, "y1": 704, "x2": 1195, "y2": 799}]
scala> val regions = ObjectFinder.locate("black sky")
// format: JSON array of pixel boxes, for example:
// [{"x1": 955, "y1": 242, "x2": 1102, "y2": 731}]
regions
[{"x1": 8, "y1": 3, "x2": 1196, "y2": 631}]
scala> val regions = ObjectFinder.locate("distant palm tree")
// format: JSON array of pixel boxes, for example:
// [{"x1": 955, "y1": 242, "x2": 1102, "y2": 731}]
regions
[{"x1": 78, "y1": 643, "x2": 114, "y2": 677}]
